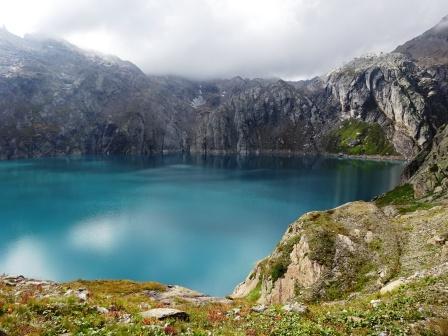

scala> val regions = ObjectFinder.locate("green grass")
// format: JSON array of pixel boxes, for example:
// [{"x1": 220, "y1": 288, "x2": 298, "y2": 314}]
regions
[
  {"x1": 263, "y1": 235, "x2": 302, "y2": 282},
  {"x1": 1, "y1": 274, "x2": 447, "y2": 336},
  {"x1": 375, "y1": 184, "x2": 434, "y2": 213},
  {"x1": 246, "y1": 281, "x2": 262, "y2": 303},
  {"x1": 324, "y1": 119, "x2": 397, "y2": 156}
]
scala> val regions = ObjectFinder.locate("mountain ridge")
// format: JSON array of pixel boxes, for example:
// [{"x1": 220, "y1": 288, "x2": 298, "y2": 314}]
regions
[{"x1": 1, "y1": 17, "x2": 448, "y2": 160}]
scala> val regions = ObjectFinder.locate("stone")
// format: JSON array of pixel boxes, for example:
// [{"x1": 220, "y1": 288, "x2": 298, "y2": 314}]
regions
[
  {"x1": 231, "y1": 308, "x2": 241, "y2": 315},
  {"x1": 382, "y1": 206, "x2": 399, "y2": 217},
  {"x1": 251, "y1": 304, "x2": 267, "y2": 313},
  {"x1": 75, "y1": 288, "x2": 89, "y2": 301},
  {"x1": 434, "y1": 186, "x2": 443, "y2": 194},
  {"x1": 140, "y1": 308, "x2": 189, "y2": 321},
  {"x1": 428, "y1": 234, "x2": 448, "y2": 246},
  {"x1": 119, "y1": 313, "x2": 132, "y2": 324},
  {"x1": 370, "y1": 299, "x2": 382, "y2": 308},
  {"x1": 364, "y1": 231, "x2": 374, "y2": 244},
  {"x1": 282, "y1": 302, "x2": 308, "y2": 314},
  {"x1": 347, "y1": 316, "x2": 363, "y2": 323},
  {"x1": 96, "y1": 306, "x2": 109, "y2": 314},
  {"x1": 380, "y1": 279, "x2": 405, "y2": 295},
  {"x1": 146, "y1": 285, "x2": 231, "y2": 306}
]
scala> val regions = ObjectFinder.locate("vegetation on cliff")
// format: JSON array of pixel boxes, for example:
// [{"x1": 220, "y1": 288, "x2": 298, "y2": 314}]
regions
[{"x1": 324, "y1": 119, "x2": 397, "y2": 156}]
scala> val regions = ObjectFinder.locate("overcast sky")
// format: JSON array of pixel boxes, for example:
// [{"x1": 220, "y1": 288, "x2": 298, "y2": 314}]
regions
[{"x1": 1, "y1": 0, "x2": 448, "y2": 79}]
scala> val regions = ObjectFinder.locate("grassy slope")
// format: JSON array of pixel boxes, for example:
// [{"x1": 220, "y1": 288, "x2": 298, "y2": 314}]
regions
[
  {"x1": 0, "y1": 274, "x2": 447, "y2": 335},
  {"x1": 324, "y1": 119, "x2": 397, "y2": 156}
]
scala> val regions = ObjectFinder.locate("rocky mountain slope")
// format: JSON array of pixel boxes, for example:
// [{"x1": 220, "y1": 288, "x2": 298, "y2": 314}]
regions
[
  {"x1": 395, "y1": 15, "x2": 448, "y2": 66},
  {"x1": 1, "y1": 16, "x2": 448, "y2": 160}
]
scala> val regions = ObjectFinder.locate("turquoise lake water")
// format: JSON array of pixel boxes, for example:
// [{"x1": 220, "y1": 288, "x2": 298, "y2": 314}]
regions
[{"x1": 0, "y1": 155, "x2": 403, "y2": 295}]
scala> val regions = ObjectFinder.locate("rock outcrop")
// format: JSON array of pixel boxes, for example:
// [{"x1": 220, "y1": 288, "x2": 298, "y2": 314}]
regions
[
  {"x1": 233, "y1": 189, "x2": 448, "y2": 304},
  {"x1": 408, "y1": 124, "x2": 448, "y2": 198},
  {"x1": 232, "y1": 201, "x2": 401, "y2": 303}
]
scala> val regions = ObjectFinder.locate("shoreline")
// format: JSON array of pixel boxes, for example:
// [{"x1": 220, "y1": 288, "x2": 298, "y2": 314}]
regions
[
  {"x1": 323, "y1": 152, "x2": 406, "y2": 163},
  {"x1": 0, "y1": 150, "x2": 407, "y2": 163}
]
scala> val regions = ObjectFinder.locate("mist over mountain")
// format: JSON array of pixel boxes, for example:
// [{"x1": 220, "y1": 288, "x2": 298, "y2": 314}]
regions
[{"x1": 1, "y1": 15, "x2": 448, "y2": 161}]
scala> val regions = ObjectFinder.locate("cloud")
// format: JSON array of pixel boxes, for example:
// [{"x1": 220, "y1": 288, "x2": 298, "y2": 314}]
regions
[
  {"x1": 1, "y1": 0, "x2": 448, "y2": 79},
  {"x1": 0, "y1": 236, "x2": 57, "y2": 280},
  {"x1": 69, "y1": 215, "x2": 126, "y2": 253}
]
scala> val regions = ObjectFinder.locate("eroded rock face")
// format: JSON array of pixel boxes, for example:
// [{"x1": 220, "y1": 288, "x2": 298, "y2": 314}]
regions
[
  {"x1": 408, "y1": 124, "x2": 448, "y2": 198},
  {"x1": 325, "y1": 53, "x2": 445, "y2": 158},
  {"x1": 232, "y1": 202, "x2": 400, "y2": 304}
]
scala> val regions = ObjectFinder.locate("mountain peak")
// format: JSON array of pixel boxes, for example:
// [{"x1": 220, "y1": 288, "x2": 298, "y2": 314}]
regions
[
  {"x1": 394, "y1": 14, "x2": 448, "y2": 66},
  {"x1": 434, "y1": 14, "x2": 448, "y2": 32}
]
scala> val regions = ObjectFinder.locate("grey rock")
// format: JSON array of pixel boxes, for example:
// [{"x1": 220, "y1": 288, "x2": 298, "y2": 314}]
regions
[
  {"x1": 75, "y1": 288, "x2": 89, "y2": 301},
  {"x1": 119, "y1": 313, "x2": 132, "y2": 324},
  {"x1": 370, "y1": 299, "x2": 382, "y2": 308},
  {"x1": 251, "y1": 304, "x2": 267, "y2": 313},
  {"x1": 434, "y1": 186, "x2": 443, "y2": 194},
  {"x1": 282, "y1": 302, "x2": 309, "y2": 314},
  {"x1": 96, "y1": 306, "x2": 109, "y2": 314},
  {"x1": 380, "y1": 279, "x2": 406, "y2": 295},
  {"x1": 140, "y1": 308, "x2": 189, "y2": 321},
  {"x1": 146, "y1": 285, "x2": 231, "y2": 306},
  {"x1": 364, "y1": 231, "x2": 374, "y2": 244}
]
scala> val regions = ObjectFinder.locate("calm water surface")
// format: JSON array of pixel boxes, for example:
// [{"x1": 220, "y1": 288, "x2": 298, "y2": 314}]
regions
[{"x1": 0, "y1": 155, "x2": 403, "y2": 295}]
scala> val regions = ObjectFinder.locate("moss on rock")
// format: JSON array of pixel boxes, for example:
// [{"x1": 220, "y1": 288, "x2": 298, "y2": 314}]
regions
[{"x1": 324, "y1": 119, "x2": 397, "y2": 156}]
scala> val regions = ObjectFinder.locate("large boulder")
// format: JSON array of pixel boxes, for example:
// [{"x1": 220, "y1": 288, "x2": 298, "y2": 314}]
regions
[{"x1": 140, "y1": 308, "x2": 189, "y2": 321}]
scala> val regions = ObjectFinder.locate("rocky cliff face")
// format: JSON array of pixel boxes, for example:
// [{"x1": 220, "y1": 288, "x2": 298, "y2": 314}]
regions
[
  {"x1": 0, "y1": 28, "x2": 198, "y2": 159},
  {"x1": 232, "y1": 201, "x2": 401, "y2": 304},
  {"x1": 408, "y1": 124, "x2": 448, "y2": 198},
  {"x1": 2, "y1": 16, "x2": 448, "y2": 160},
  {"x1": 325, "y1": 53, "x2": 447, "y2": 158}
]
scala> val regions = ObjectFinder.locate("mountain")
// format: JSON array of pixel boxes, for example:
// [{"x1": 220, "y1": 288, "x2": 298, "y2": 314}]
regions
[
  {"x1": 1, "y1": 17, "x2": 448, "y2": 160},
  {"x1": 395, "y1": 15, "x2": 448, "y2": 66}
]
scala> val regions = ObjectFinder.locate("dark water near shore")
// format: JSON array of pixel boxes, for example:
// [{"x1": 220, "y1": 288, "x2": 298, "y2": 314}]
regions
[{"x1": 0, "y1": 155, "x2": 403, "y2": 295}]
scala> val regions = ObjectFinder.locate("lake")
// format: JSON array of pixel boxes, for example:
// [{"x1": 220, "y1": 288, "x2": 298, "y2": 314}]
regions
[{"x1": 0, "y1": 155, "x2": 403, "y2": 296}]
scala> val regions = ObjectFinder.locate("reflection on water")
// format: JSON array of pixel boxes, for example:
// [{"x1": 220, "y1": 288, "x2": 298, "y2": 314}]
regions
[{"x1": 0, "y1": 154, "x2": 403, "y2": 295}]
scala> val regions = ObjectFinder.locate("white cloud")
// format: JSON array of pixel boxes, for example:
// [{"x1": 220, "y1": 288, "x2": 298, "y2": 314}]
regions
[
  {"x1": 69, "y1": 216, "x2": 125, "y2": 253},
  {"x1": 0, "y1": 0, "x2": 448, "y2": 78},
  {"x1": 0, "y1": 236, "x2": 57, "y2": 280}
]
